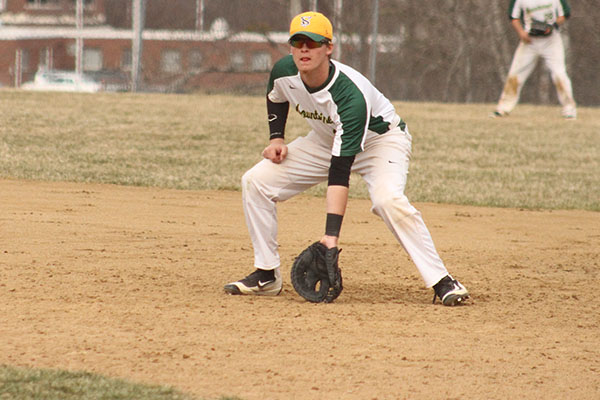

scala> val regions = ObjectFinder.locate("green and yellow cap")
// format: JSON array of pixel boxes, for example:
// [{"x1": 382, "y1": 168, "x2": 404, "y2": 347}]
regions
[{"x1": 289, "y1": 11, "x2": 333, "y2": 42}]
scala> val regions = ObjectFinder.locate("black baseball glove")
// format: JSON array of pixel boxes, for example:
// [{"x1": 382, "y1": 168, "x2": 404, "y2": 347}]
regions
[
  {"x1": 529, "y1": 19, "x2": 553, "y2": 36},
  {"x1": 290, "y1": 241, "x2": 343, "y2": 303}
]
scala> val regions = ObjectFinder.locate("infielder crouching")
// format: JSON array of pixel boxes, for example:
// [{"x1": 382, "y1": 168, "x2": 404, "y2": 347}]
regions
[{"x1": 224, "y1": 11, "x2": 469, "y2": 306}]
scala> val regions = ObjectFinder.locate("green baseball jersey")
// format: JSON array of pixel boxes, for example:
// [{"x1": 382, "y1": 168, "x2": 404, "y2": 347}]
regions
[{"x1": 267, "y1": 55, "x2": 404, "y2": 157}]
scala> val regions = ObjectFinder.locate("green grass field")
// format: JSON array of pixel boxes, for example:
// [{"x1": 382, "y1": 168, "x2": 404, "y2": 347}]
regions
[
  {"x1": 1, "y1": 90, "x2": 599, "y2": 210},
  {"x1": 0, "y1": 365, "x2": 201, "y2": 400},
  {"x1": 0, "y1": 89, "x2": 598, "y2": 398}
]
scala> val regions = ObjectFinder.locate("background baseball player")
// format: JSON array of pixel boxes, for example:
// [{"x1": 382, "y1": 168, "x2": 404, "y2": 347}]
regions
[
  {"x1": 492, "y1": 0, "x2": 576, "y2": 119},
  {"x1": 224, "y1": 11, "x2": 469, "y2": 306}
]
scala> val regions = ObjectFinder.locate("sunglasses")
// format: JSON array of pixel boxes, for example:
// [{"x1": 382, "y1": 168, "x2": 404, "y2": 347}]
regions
[{"x1": 289, "y1": 37, "x2": 329, "y2": 49}]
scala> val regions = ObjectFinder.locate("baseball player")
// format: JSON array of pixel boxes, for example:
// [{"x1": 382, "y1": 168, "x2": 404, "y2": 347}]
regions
[
  {"x1": 492, "y1": 0, "x2": 576, "y2": 119},
  {"x1": 224, "y1": 11, "x2": 469, "y2": 306}
]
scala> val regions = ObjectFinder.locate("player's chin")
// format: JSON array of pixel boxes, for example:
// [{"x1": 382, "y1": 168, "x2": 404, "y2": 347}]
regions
[{"x1": 295, "y1": 60, "x2": 313, "y2": 71}]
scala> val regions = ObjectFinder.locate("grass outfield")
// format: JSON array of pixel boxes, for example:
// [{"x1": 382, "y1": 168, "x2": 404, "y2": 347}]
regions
[
  {"x1": 0, "y1": 89, "x2": 598, "y2": 398},
  {"x1": 1, "y1": 90, "x2": 599, "y2": 210},
  {"x1": 0, "y1": 365, "x2": 203, "y2": 400}
]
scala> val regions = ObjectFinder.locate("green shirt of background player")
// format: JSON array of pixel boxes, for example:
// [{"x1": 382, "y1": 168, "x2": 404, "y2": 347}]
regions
[{"x1": 224, "y1": 11, "x2": 470, "y2": 306}]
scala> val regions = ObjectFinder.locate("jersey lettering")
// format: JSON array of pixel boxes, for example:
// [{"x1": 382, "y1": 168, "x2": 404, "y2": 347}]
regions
[{"x1": 295, "y1": 104, "x2": 334, "y2": 124}]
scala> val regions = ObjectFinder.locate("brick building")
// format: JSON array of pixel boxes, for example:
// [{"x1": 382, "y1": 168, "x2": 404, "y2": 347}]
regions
[{"x1": 0, "y1": 0, "x2": 289, "y2": 92}]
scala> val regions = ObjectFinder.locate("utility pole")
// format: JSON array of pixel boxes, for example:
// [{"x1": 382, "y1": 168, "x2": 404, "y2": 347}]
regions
[
  {"x1": 368, "y1": 0, "x2": 379, "y2": 83},
  {"x1": 290, "y1": 0, "x2": 301, "y2": 20},
  {"x1": 75, "y1": 0, "x2": 83, "y2": 75},
  {"x1": 196, "y1": 0, "x2": 205, "y2": 31},
  {"x1": 14, "y1": 49, "x2": 22, "y2": 87},
  {"x1": 131, "y1": 0, "x2": 145, "y2": 92},
  {"x1": 333, "y1": 0, "x2": 342, "y2": 60}
]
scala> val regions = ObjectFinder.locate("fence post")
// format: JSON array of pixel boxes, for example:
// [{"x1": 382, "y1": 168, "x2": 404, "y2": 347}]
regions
[
  {"x1": 76, "y1": 0, "x2": 84, "y2": 75},
  {"x1": 131, "y1": 0, "x2": 146, "y2": 92},
  {"x1": 14, "y1": 49, "x2": 22, "y2": 88},
  {"x1": 368, "y1": 0, "x2": 379, "y2": 84}
]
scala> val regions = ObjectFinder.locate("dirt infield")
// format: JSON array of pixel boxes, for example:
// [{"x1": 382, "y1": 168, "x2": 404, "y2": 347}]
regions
[{"x1": 1, "y1": 178, "x2": 599, "y2": 400}]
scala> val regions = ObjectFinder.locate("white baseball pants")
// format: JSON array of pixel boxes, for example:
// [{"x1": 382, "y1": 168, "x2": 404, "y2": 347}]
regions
[
  {"x1": 241, "y1": 127, "x2": 449, "y2": 288},
  {"x1": 496, "y1": 32, "x2": 576, "y2": 117}
]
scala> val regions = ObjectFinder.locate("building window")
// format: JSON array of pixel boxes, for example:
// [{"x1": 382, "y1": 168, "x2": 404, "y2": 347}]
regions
[
  {"x1": 189, "y1": 50, "x2": 203, "y2": 70},
  {"x1": 38, "y1": 47, "x2": 54, "y2": 70},
  {"x1": 26, "y1": 0, "x2": 60, "y2": 7},
  {"x1": 251, "y1": 52, "x2": 271, "y2": 72},
  {"x1": 121, "y1": 49, "x2": 132, "y2": 71},
  {"x1": 83, "y1": 48, "x2": 103, "y2": 71},
  {"x1": 20, "y1": 49, "x2": 31, "y2": 73},
  {"x1": 161, "y1": 49, "x2": 182, "y2": 74},
  {"x1": 230, "y1": 52, "x2": 245, "y2": 72}
]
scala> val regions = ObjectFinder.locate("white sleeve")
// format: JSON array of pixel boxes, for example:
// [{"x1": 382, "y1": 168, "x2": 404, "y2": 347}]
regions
[
  {"x1": 555, "y1": 0, "x2": 565, "y2": 18},
  {"x1": 267, "y1": 81, "x2": 287, "y2": 104},
  {"x1": 510, "y1": 0, "x2": 523, "y2": 19}
]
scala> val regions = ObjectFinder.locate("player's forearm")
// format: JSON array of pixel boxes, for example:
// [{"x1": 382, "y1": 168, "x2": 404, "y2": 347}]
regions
[
  {"x1": 511, "y1": 18, "x2": 531, "y2": 42},
  {"x1": 322, "y1": 154, "x2": 354, "y2": 245},
  {"x1": 325, "y1": 155, "x2": 354, "y2": 216},
  {"x1": 326, "y1": 185, "x2": 349, "y2": 216},
  {"x1": 322, "y1": 185, "x2": 349, "y2": 248},
  {"x1": 266, "y1": 97, "x2": 289, "y2": 140},
  {"x1": 511, "y1": 18, "x2": 527, "y2": 36}
]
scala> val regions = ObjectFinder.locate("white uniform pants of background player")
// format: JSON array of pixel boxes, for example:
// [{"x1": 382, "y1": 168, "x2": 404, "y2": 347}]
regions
[
  {"x1": 496, "y1": 32, "x2": 576, "y2": 117},
  {"x1": 242, "y1": 127, "x2": 449, "y2": 288}
]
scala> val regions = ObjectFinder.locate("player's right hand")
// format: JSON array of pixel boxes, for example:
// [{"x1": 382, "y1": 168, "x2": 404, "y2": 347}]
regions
[
  {"x1": 519, "y1": 31, "x2": 532, "y2": 43},
  {"x1": 262, "y1": 139, "x2": 288, "y2": 164}
]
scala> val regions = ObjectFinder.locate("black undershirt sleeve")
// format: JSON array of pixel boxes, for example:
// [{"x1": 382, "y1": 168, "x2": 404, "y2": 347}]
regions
[
  {"x1": 266, "y1": 96, "x2": 289, "y2": 140},
  {"x1": 328, "y1": 155, "x2": 356, "y2": 187}
]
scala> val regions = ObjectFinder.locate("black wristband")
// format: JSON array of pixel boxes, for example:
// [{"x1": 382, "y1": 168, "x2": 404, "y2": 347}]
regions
[{"x1": 325, "y1": 213, "x2": 344, "y2": 237}]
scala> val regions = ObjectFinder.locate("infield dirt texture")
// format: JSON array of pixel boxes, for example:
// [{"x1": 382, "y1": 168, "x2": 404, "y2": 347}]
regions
[{"x1": 1, "y1": 178, "x2": 599, "y2": 399}]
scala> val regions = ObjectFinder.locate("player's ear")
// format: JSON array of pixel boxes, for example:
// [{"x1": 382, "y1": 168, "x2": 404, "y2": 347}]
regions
[{"x1": 326, "y1": 42, "x2": 334, "y2": 57}]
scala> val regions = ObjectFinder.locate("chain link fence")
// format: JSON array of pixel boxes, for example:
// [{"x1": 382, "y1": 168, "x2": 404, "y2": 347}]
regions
[
  {"x1": 3, "y1": 0, "x2": 599, "y2": 105},
  {"x1": 128, "y1": 0, "x2": 598, "y2": 105}
]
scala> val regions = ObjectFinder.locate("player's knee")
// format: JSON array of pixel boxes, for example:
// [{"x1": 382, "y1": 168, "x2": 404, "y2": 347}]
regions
[
  {"x1": 242, "y1": 168, "x2": 260, "y2": 197},
  {"x1": 242, "y1": 164, "x2": 276, "y2": 202},
  {"x1": 370, "y1": 187, "x2": 415, "y2": 218}
]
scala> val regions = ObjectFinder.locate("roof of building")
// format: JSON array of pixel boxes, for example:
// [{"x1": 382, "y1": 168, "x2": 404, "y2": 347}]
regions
[{"x1": 0, "y1": 24, "x2": 289, "y2": 43}]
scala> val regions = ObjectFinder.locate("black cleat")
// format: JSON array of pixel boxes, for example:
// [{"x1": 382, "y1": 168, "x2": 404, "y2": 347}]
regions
[
  {"x1": 224, "y1": 268, "x2": 282, "y2": 296},
  {"x1": 433, "y1": 275, "x2": 469, "y2": 306}
]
